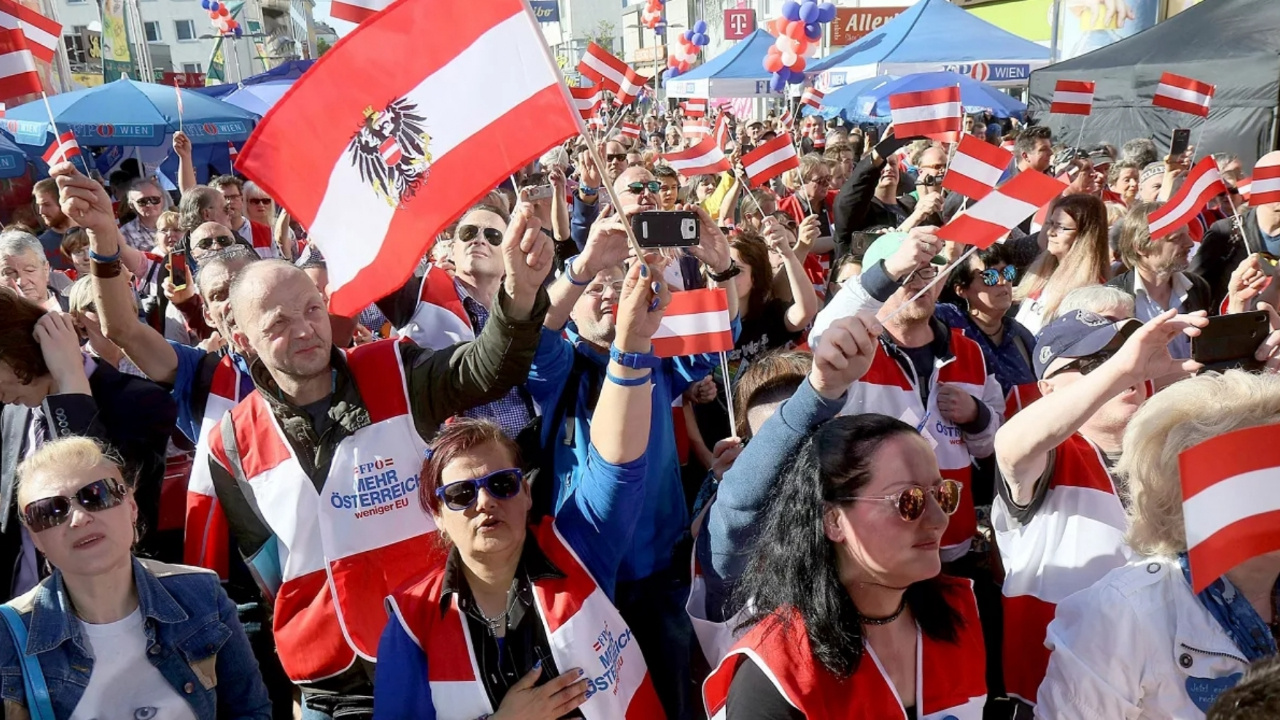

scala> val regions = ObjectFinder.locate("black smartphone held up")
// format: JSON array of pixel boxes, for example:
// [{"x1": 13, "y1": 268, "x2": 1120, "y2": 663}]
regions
[
  {"x1": 632, "y1": 210, "x2": 700, "y2": 248},
  {"x1": 1170, "y1": 128, "x2": 1192, "y2": 157},
  {"x1": 169, "y1": 252, "x2": 187, "y2": 291},
  {"x1": 1191, "y1": 310, "x2": 1270, "y2": 374}
]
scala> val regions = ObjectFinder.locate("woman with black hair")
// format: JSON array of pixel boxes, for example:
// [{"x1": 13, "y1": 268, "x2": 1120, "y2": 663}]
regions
[{"x1": 702, "y1": 414, "x2": 987, "y2": 719}]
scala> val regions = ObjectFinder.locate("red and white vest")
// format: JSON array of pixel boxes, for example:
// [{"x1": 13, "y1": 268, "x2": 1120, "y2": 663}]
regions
[
  {"x1": 396, "y1": 265, "x2": 475, "y2": 350},
  {"x1": 386, "y1": 520, "x2": 666, "y2": 720},
  {"x1": 184, "y1": 354, "x2": 248, "y2": 580},
  {"x1": 1003, "y1": 382, "x2": 1042, "y2": 419},
  {"x1": 685, "y1": 503, "x2": 746, "y2": 668},
  {"x1": 703, "y1": 576, "x2": 987, "y2": 720},
  {"x1": 239, "y1": 219, "x2": 279, "y2": 259},
  {"x1": 209, "y1": 339, "x2": 441, "y2": 682},
  {"x1": 991, "y1": 433, "x2": 1129, "y2": 704},
  {"x1": 841, "y1": 330, "x2": 990, "y2": 554}
]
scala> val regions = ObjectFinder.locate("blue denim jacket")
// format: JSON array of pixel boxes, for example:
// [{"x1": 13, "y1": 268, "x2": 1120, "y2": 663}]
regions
[{"x1": 0, "y1": 557, "x2": 271, "y2": 720}]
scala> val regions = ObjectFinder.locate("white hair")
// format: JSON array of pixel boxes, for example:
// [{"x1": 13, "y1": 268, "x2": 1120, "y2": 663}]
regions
[
  {"x1": 1054, "y1": 284, "x2": 1135, "y2": 319},
  {"x1": 0, "y1": 230, "x2": 45, "y2": 262}
]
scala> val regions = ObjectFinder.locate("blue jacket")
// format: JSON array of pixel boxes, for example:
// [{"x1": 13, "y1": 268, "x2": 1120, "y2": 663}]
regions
[
  {"x1": 0, "y1": 558, "x2": 271, "y2": 720},
  {"x1": 695, "y1": 379, "x2": 846, "y2": 622},
  {"x1": 933, "y1": 303, "x2": 1037, "y2": 396},
  {"x1": 528, "y1": 322, "x2": 737, "y2": 582},
  {"x1": 570, "y1": 192, "x2": 600, "y2": 252}
]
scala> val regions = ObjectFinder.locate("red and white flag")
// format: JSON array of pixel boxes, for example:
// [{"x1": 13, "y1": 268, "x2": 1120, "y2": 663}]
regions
[
  {"x1": 889, "y1": 85, "x2": 962, "y2": 143},
  {"x1": 652, "y1": 288, "x2": 734, "y2": 358},
  {"x1": 579, "y1": 42, "x2": 632, "y2": 96},
  {"x1": 619, "y1": 122, "x2": 641, "y2": 139},
  {"x1": 1179, "y1": 424, "x2": 1280, "y2": 593},
  {"x1": 938, "y1": 171, "x2": 1069, "y2": 249},
  {"x1": 740, "y1": 134, "x2": 799, "y2": 188},
  {"x1": 662, "y1": 137, "x2": 731, "y2": 178},
  {"x1": 0, "y1": 103, "x2": 6, "y2": 118},
  {"x1": 778, "y1": 107, "x2": 793, "y2": 129},
  {"x1": 0, "y1": 0, "x2": 43, "y2": 102},
  {"x1": 1153, "y1": 72, "x2": 1215, "y2": 118},
  {"x1": 237, "y1": 0, "x2": 579, "y2": 317},
  {"x1": 330, "y1": 0, "x2": 389, "y2": 23},
  {"x1": 569, "y1": 85, "x2": 603, "y2": 120},
  {"x1": 42, "y1": 130, "x2": 80, "y2": 165},
  {"x1": 682, "y1": 98, "x2": 707, "y2": 117},
  {"x1": 683, "y1": 118, "x2": 710, "y2": 137},
  {"x1": 712, "y1": 112, "x2": 730, "y2": 149},
  {"x1": 1247, "y1": 164, "x2": 1280, "y2": 206},
  {"x1": 1147, "y1": 156, "x2": 1225, "y2": 240},
  {"x1": 614, "y1": 67, "x2": 647, "y2": 106},
  {"x1": 588, "y1": 115, "x2": 606, "y2": 131},
  {"x1": 1050, "y1": 80, "x2": 1095, "y2": 116},
  {"x1": 800, "y1": 87, "x2": 824, "y2": 109},
  {"x1": 943, "y1": 134, "x2": 1013, "y2": 201},
  {"x1": 11, "y1": 3, "x2": 58, "y2": 64}
]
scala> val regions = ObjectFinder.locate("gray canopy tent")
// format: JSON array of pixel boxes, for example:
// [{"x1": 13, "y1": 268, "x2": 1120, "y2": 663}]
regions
[{"x1": 1027, "y1": 0, "x2": 1280, "y2": 167}]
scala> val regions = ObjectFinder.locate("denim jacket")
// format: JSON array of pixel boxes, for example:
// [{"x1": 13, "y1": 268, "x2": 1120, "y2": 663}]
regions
[{"x1": 0, "y1": 557, "x2": 271, "y2": 720}]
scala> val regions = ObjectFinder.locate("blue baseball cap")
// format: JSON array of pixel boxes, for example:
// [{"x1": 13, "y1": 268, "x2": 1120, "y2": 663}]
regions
[{"x1": 1034, "y1": 310, "x2": 1140, "y2": 379}]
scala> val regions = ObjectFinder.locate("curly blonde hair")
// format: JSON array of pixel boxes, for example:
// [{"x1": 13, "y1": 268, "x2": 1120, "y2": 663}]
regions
[{"x1": 1121, "y1": 371, "x2": 1280, "y2": 557}]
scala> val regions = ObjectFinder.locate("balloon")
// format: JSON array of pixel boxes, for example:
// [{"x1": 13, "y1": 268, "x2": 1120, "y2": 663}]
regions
[
  {"x1": 792, "y1": 56, "x2": 806, "y2": 73},
  {"x1": 218, "y1": 6, "x2": 228, "y2": 15},
  {"x1": 763, "y1": 50, "x2": 783, "y2": 73},
  {"x1": 774, "y1": 35, "x2": 790, "y2": 51},
  {"x1": 798, "y1": 0, "x2": 819, "y2": 24},
  {"x1": 791, "y1": 71, "x2": 805, "y2": 84},
  {"x1": 200, "y1": 0, "x2": 210, "y2": 8},
  {"x1": 803, "y1": 41, "x2": 818, "y2": 57},
  {"x1": 772, "y1": 73, "x2": 788, "y2": 92},
  {"x1": 781, "y1": 50, "x2": 797, "y2": 66},
  {"x1": 785, "y1": 20, "x2": 805, "y2": 40},
  {"x1": 696, "y1": 33, "x2": 709, "y2": 45},
  {"x1": 209, "y1": 1, "x2": 218, "y2": 9},
  {"x1": 234, "y1": 26, "x2": 242, "y2": 37},
  {"x1": 818, "y1": 2, "x2": 837, "y2": 23},
  {"x1": 208, "y1": 10, "x2": 218, "y2": 18},
  {"x1": 694, "y1": 20, "x2": 707, "y2": 33},
  {"x1": 804, "y1": 22, "x2": 821, "y2": 41},
  {"x1": 781, "y1": 0, "x2": 801, "y2": 21},
  {"x1": 683, "y1": 29, "x2": 693, "y2": 41}
]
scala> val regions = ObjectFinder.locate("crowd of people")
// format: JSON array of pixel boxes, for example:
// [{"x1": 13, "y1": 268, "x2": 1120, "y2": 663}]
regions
[{"x1": 0, "y1": 99, "x2": 1278, "y2": 720}]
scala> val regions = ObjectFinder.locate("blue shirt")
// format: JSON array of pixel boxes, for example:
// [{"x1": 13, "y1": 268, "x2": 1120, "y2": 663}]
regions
[
  {"x1": 168, "y1": 343, "x2": 254, "y2": 442},
  {"x1": 1261, "y1": 226, "x2": 1280, "y2": 257},
  {"x1": 453, "y1": 279, "x2": 533, "y2": 437},
  {"x1": 933, "y1": 303, "x2": 1037, "y2": 396}
]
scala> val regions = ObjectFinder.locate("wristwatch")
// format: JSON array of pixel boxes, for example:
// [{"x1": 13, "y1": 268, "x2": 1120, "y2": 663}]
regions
[
  {"x1": 609, "y1": 344, "x2": 662, "y2": 370},
  {"x1": 707, "y1": 260, "x2": 742, "y2": 282}
]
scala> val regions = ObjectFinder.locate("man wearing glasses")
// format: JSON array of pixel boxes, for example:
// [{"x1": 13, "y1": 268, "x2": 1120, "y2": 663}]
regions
[
  {"x1": 118, "y1": 178, "x2": 167, "y2": 252},
  {"x1": 209, "y1": 175, "x2": 281, "y2": 259}
]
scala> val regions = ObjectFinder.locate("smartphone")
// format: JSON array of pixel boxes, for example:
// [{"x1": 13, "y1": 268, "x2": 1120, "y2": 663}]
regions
[
  {"x1": 169, "y1": 252, "x2": 187, "y2": 291},
  {"x1": 1170, "y1": 128, "x2": 1192, "y2": 157},
  {"x1": 525, "y1": 184, "x2": 554, "y2": 202},
  {"x1": 632, "y1": 210, "x2": 700, "y2": 248},
  {"x1": 1191, "y1": 310, "x2": 1270, "y2": 373}
]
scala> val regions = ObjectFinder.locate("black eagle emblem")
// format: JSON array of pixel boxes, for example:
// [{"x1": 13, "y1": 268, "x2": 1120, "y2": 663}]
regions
[{"x1": 347, "y1": 98, "x2": 433, "y2": 206}]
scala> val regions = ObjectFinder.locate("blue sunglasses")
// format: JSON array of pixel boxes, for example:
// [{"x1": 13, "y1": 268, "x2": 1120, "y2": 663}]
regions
[{"x1": 435, "y1": 468, "x2": 524, "y2": 511}]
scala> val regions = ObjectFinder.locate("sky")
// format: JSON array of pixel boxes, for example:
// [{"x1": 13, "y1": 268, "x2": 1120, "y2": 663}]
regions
[{"x1": 312, "y1": 1, "x2": 356, "y2": 37}]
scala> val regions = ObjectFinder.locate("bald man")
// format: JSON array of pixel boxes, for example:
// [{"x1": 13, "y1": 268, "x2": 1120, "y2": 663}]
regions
[
  {"x1": 204, "y1": 206, "x2": 553, "y2": 707},
  {"x1": 1191, "y1": 150, "x2": 1280, "y2": 304}
]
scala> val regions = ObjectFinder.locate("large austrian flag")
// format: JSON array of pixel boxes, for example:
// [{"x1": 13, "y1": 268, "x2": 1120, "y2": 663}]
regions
[
  {"x1": 237, "y1": 0, "x2": 579, "y2": 317},
  {"x1": 1179, "y1": 423, "x2": 1280, "y2": 593},
  {"x1": 889, "y1": 85, "x2": 961, "y2": 143},
  {"x1": 652, "y1": 288, "x2": 733, "y2": 358},
  {"x1": 1147, "y1": 157, "x2": 1225, "y2": 240},
  {"x1": 938, "y1": 171, "x2": 1068, "y2": 249},
  {"x1": 942, "y1": 134, "x2": 1012, "y2": 201},
  {"x1": 0, "y1": 0, "x2": 43, "y2": 102}
]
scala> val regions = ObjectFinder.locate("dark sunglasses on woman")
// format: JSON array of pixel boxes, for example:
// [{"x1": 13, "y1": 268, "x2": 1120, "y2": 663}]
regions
[
  {"x1": 980, "y1": 266, "x2": 1017, "y2": 286},
  {"x1": 22, "y1": 478, "x2": 127, "y2": 533},
  {"x1": 435, "y1": 468, "x2": 524, "y2": 511},
  {"x1": 833, "y1": 479, "x2": 962, "y2": 522},
  {"x1": 457, "y1": 224, "x2": 504, "y2": 246}
]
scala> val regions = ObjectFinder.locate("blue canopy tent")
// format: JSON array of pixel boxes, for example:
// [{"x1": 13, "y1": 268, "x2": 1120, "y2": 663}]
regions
[
  {"x1": 855, "y1": 72, "x2": 1027, "y2": 120},
  {"x1": 0, "y1": 134, "x2": 32, "y2": 179},
  {"x1": 197, "y1": 59, "x2": 315, "y2": 99},
  {"x1": 809, "y1": 0, "x2": 1049, "y2": 90},
  {"x1": 665, "y1": 29, "x2": 786, "y2": 99},
  {"x1": 801, "y1": 75, "x2": 896, "y2": 122},
  {"x1": 220, "y1": 80, "x2": 292, "y2": 116}
]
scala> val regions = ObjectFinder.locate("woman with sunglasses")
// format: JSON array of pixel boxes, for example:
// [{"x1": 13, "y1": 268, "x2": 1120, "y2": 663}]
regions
[
  {"x1": 375, "y1": 258, "x2": 671, "y2": 720},
  {"x1": 702, "y1": 414, "x2": 987, "y2": 720},
  {"x1": 0, "y1": 437, "x2": 271, "y2": 719}
]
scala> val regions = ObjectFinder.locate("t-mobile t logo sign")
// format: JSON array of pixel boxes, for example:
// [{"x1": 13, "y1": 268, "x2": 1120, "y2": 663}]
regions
[{"x1": 724, "y1": 9, "x2": 755, "y2": 40}]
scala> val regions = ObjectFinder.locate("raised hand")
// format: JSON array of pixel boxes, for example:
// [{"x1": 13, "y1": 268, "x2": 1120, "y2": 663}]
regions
[
  {"x1": 35, "y1": 312, "x2": 91, "y2": 395},
  {"x1": 810, "y1": 313, "x2": 882, "y2": 400},
  {"x1": 1109, "y1": 309, "x2": 1209, "y2": 383},
  {"x1": 613, "y1": 254, "x2": 672, "y2": 353},
  {"x1": 882, "y1": 226, "x2": 943, "y2": 282},
  {"x1": 172, "y1": 130, "x2": 193, "y2": 159},
  {"x1": 501, "y1": 203, "x2": 554, "y2": 317},
  {"x1": 51, "y1": 164, "x2": 116, "y2": 235},
  {"x1": 684, "y1": 204, "x2": 732, "y2": 274},
  {"x1": 577, "y1": 205, "x2": 631, "y2": 279}
]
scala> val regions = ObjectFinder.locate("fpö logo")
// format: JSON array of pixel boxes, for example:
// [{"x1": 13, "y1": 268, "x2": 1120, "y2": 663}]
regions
[
  {"x1": 584, "y1": 622, "x2": 634, "y2": 699},
  {"x1": 943, "y1": 62, "x2": 1029, "y2": 82}
]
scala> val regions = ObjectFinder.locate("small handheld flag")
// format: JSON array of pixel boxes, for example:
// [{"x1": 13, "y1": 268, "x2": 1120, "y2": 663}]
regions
[
  {"x1": 43, "y1": 130, "x2": 80, "y2": 165},
  {"x1": 889, "y1": 86, "x2": 961, "y2": 143},
  {"x1": 1147, "y1": 157, "x2": 1225, "y2": 240},
  {"x1": 938, "y1": 171, "x2": 1069, "y2": 249},
  {"x1": 1153, "y1": 72, "x2": 1215, "y2": 118},
  {"x1": 740, "y1": 135, "x2": 799, "y2": 188}
]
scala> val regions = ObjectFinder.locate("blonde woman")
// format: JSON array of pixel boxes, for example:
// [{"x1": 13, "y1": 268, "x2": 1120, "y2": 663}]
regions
[
  {"x1": 1037, "y1": 371, "x2": 1280, "y2": 719},
  {"x1": 1014, "y1": 194, "x2": 1112, "y2": 335}
]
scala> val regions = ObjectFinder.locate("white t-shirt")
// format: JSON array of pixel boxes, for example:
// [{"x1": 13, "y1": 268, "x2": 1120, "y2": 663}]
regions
[{"x1": 70, "y1": 608, "x2": 198, "y2": 720}]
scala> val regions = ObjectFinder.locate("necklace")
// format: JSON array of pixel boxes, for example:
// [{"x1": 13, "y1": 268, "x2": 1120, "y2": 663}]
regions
[
  {"x1": 470, "y1": 578, "x2": 520, "y2": 636},
  {"x1": 857, "y1": 597, "x2": 908, "y2": 626}
]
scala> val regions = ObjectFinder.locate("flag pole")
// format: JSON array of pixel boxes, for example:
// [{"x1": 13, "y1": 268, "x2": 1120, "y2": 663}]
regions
[
  {"x1": 1074, "y1": 113, "x2": 1088, "y2": 151},
  {"x1": 174, "y1": 80, "x2": 184, "y2": 133},
  {"x1": 719, "y1": 350, "x2": 736, "y2": 428},
  {"x1": 882, "y1": 244, "x2": 979, "y2": 323}
]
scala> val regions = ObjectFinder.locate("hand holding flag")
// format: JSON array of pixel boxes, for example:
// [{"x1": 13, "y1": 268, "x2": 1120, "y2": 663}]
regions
[
  {"x1": 616, "y1": 254, "x2": 675, "y2": 354},
  {"x1": 662, "y1": 136, "x2": 731, "y2": 177},
  {"x1": 652, "y1": 288, "x2": 733, "y2": 357}
]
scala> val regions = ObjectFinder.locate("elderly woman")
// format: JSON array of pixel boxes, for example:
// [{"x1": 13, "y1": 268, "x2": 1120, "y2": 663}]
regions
[
  {"x1": 374, "y1": 258, "x2": 671, "y2": 720},
  {"x1": 0, "y1": 437, "x2": 271, "y2": 719},
  {"x1": 1037, "y1": 371, "x2": 1280, "y2": 719},
  {"x1": 703, "y1": 414, "x2": 987, "y2": 719}
]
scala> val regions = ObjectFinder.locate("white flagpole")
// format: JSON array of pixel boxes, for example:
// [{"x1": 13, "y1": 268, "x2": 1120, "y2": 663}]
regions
[
  {"x1": 719, "y1": 350, "x2": 736, "y2": 427},
  {"x1": 882, "y1": 244, "x2": 979, "y2": 323}
]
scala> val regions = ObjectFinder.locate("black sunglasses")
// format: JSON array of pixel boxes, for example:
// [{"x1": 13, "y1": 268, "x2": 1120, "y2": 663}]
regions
[
  {"x1": 1045, "y1": 351, "x2": 1113, "y2": 380},
  {"x1": 627, "y1": 180, "x2": 662, "y2": 194},
  {"x1": 135, "y1": 196, "x2": 163, "y2": 207},
  {"x1": 457, "y1": 224, "x2": 504, "y2": 246},
  {"x1": 193, "y1": 234, "x2": 236, "y2": 251},
  {"x1": 606, "y1": 153, "x2": 629, "y2": 162},
  {"x1": 980, "y1": 266, "x2": 1017, "y2": 286},
  {"x1": 435, "y1": 468, "x2": 524, "y2": 511},
  {"x1": 247, "y1": 197, "x2": 273, "y2": 207},
  {"x1": 23, "y1": 478, "x2": 127, "y2": 533}
]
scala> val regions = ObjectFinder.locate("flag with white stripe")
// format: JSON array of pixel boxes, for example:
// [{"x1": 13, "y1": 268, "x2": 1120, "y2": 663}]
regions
[
  {"x1": 943, "y1": 135, "x2": 1013, "y2": 201},
  {"x1": 42, "y1": 130, "x2": 80, "y2": 165},
  {"x1": 236, "y1": 0, "x2": 579, "y2": 317},
  {"x1": 1147, "y1": 157, "x2": 1225, "y2": 240},
  {"x1": 614, "y1": 67, "x2": 647, "y2": 106},
  {"x1": 330, "y1": 0, "x2": 390, "y2": 23},
  {"x1": 1247, "y1": 164, "x2": 1280, "y2": 206},
  {"x1": 938, "y1": 171, "x2": 1068, "y2": 249},
  {"x1": 652, "y1": 288, "x2": 733, "y2": 358},
  {"x1": 1180, "y1": 423, "x2": 1280, "y2": 593},
  {"x1": 682, "y1": 98, "x2": 707, "y2": 117},
  {"x1": 713, "y1": 112, "x2": 729, "y2": 150},
  {"x1": 740, "y1": 134, "x2": 798, "y2": 188},
  {"x1": 662, "y1": 137, "x2": 730, "y2": 178},
  {"x1": 683, "y1": 118, "x2": 710, "y2": 137},
  {"x1": 12, "y1": 3, "x2": 58, "y2": 64},
  {"x1": 800, "y1": 87, "x2": 824, "y2": 109},
  {"x1": 1153, "y1": 72, "x2": 1214, "y2": 118},
  {"x1": 0, "y1": 0, "x2": 43, "y2": 102},
  {"x1": 619, "y1": 122, "x2": 641, "y2": 139},
  {"x1": 1050, "y1": 80, "x2": 1095, "y2": 116},
  {"x1": 580, "y1": 42, "x2": 635, "y2": 99},
  {"x1": 569, "y1": 85, "x2": 603, "y2": 120},
  {"x1": 890, "y1": 85, "x2": 961, "y2": 143}
]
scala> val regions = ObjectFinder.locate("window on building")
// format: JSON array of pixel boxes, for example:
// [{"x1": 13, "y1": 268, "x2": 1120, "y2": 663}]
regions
[
  {"x1": 182, "y1": 62, "x2": 202, "y2": 74},
  {"x1": 175, "y1": 19, "x2": 196, "y2": 41},
  {"x1": 63, "y1": 30, "x2": 87, "y2": 65},
  {"x1": 144, "y1": 21, "x2": 161, "y2": 42}
]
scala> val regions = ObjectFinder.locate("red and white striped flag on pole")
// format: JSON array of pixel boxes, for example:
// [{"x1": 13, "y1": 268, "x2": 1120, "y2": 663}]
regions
[
  {"x1": 1179, "y1": 424, "x2": 1280, "y2": 593},
  {"x1": 1050, "y1": 80, "x2": 1095, "y2": 116},
  {"x1": 569, "y1": 85, "x2": 603, "y2": 120},
  {"x1": 652, "y1": 288, "x2": 734, "y2": 358},
  {"x1": 42, "y1": 130, "x2": 80, "y2": 165},
  {"x1": 800, "y1": 87, "x2": 824, "y2": 109},
  {"x1": 713, "y1": 112, "x2": 729, "y2": 149},
  {"x1": 619, "y1": 122, "x2": 641, "y2": 139},
  {"x1": 1147, "y1": 157, "x2": 1226, "y2": 240},
  {"x1": 614, "y1": 67, "x2": 647, "y2": 106},
  {"x1": 11, "y1": 3, "x2": 59, "y2": 64},
  {"x1": 889, "y1": 85, "x2": 961, "y2": 143},
  {"x1": 683, "y1": 118, "x2": 710, "y2": 137},
  {"x1": 682, "y1": 98, "x2": 707, "y2": 117},
  {"x1": 661, "y1": 136, "x2": 731, "y2": 178},
  {"x1": 237, "y1": 0, "x2": 580, "y2": 317},
  {"x1": 0, "y1": 0, "x2": 44, "y2": 102},
  {"x1": 942, "y1": 134, "x2": 1013, "y2": 201},
  {"x1": 579, "y1": 42, "x2": 633, "y2": 96},
  {"x1": 778, "y1": 107, "x2": 793, "y2": 129},
  {"x1": 1247, "y1": 164, "x2": 1280, "y2": 206},
  {"x1": 938, "y1": 171, "x2": 1069, "y2": 249},
  {"x1": 740, "y1": 134, "x2": 799, "y2": 188},
  {"x1": 1153, "y1": 72, "x2": 1215, "y2": 118}
]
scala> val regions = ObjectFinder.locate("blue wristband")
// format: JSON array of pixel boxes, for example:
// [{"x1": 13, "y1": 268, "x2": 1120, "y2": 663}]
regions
[
  {"x1": 610, "y1": 344, "x2": 661, "y2": 370},
  {"x1": 564, "y1": 255, "x2": 590, "y2": 286},
  {"x1": 88, "y1": 248, "x2": 121, "y2": 264},
  {"x1": 607, "y1": 370, "x2": 652, "y2": 387}
]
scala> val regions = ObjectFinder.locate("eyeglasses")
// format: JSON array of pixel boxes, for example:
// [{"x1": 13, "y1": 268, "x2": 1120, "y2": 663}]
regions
[
  {"x1": 585, "y1": 280, "x2": 625, "y2": 297},
  {"x1": 221, "y1": 193, "x2": 242, "y2": 201},
  {"x1": 1044, "y1": 351, "x2": 1113, "y2": 380},
  {"x1": 457, "y1": 224, "x2": 504, "y2": 246},
  {"x1": 247, "y1": 197, "x2": 273, "y2": 207},
  {"x1": 980, "y1": 266, "x2": 1017, "y2": 286},
  {"x1": 22, "y1": 478, "x2": 127, "y2": 533},
  {"x1": 135, "y1": 196, "x2": 163, "y2": 207},
  {"x1": 806, "y1": 176, "x2": 831, "y2": 186},
  {"x1": 1044, "y1": 220, "x2": 1078, "y2": 234},
  {"x1": 832, "y1": 479, "x2": 962, "y2": 522},
  {"x1": 626, "y1": 180, "x2": 662, "y2": 195},
  {"x1": 606, "y1": 153, "x2": 629, "y2": 162},
  {"x1": 435, "y1": 468, "x2": 524, "y2": 511},
  {"x1": 193, "y1": 234, "x2": 236, "y2": 251},
  {"x1": 905, "y1": 265, "x2": 940, "y2": 283}
]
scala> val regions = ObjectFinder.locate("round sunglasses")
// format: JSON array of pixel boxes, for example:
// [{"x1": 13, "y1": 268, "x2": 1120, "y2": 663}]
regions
[
  {"x1": 435, "y1": 468, "x2": 524, "y2": 511},
  {"x1": 457, "y1": 224, "x2": 504, "y2": 246},
  {"x1": 22, "y1": 478, "x2": 127, "y2": 533},
  {"x1": 833, "y1": 479, "x2": 962, "y2": 522},
  {"x1": 980, "y1": 266, "x2": 1017, "y2": 286}
]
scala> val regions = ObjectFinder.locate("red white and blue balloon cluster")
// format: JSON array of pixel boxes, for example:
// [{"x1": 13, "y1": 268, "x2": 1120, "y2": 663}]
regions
[
  {"x1": 763, "y1": 0, "x2": 836, "y2": 91},
  {"x1": 641, "y1": 0, "x2": 665, "y2": 31},
  {"x1": 666, "y1": 20, "x2": 710, "y2": 80},
  {"x1": 200, "y1": 0, "x2": 243, "y2": 38}
]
